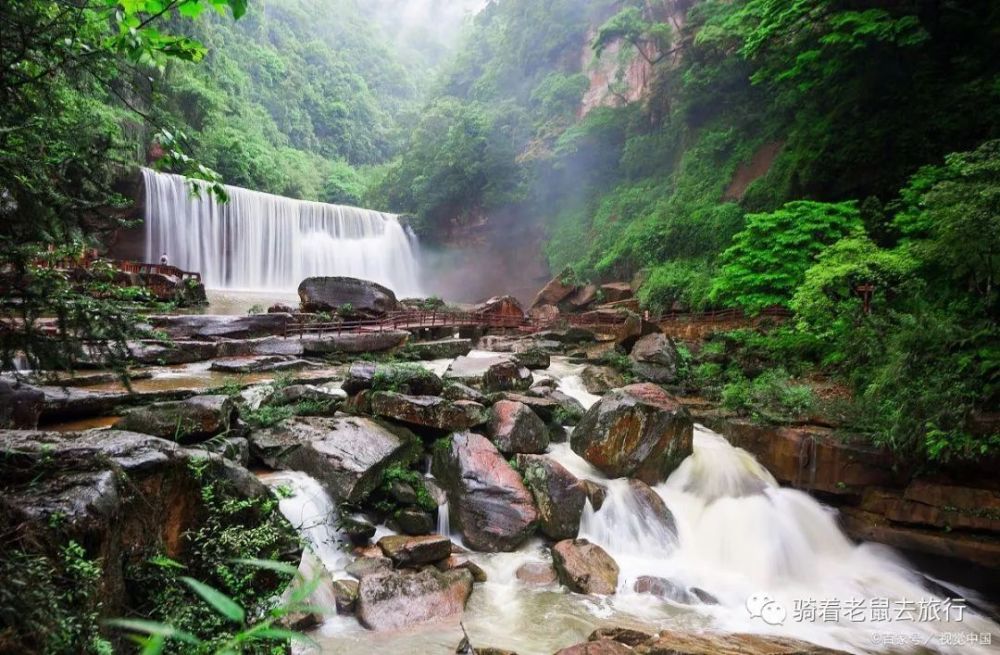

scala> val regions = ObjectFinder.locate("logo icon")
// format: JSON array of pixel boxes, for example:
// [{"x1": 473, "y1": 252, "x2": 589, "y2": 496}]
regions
[{"x1": 747, "y1": 592, "x2": 787, "y2": 625}]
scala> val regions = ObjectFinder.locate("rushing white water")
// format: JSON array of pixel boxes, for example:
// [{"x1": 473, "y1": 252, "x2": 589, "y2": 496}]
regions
[
  {"x1": 142, "y1": 168, "x2": 423, "y2": 294},
  {"x1": 268, "y1": 354, "x2": 998, "y2": 655},
  {"x1": 547, "y1": 427, "x2": 1000, "y2": 655}
]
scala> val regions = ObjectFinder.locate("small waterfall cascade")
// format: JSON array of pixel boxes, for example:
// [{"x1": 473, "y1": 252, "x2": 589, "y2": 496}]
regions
[
  {"x1": 546, "y1": 427, "x2": 1000, "y2": 654},
  {"x1": 142, "y1": 168, "x2": 423, "y2": 294}
]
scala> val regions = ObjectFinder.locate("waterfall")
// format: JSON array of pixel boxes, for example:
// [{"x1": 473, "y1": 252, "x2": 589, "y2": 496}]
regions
[{"x1": 142, "y1": 168, "x2": 423, "y2": 295}]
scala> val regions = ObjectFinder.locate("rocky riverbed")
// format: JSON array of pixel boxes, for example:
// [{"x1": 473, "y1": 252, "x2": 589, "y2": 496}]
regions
[{"x1": 2, "y1": 286, "x2": 999, "y2": 654}]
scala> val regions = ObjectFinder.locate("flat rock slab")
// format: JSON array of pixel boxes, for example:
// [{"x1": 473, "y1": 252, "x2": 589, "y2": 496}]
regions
[
  {"x1": 209, "y1": 356, "x2": 316, "y2": 374},
  {"x1": 40, "y1": 387, "x2": 197, "y2": 422},
  {"x1": 248, "y1": 416, "x2": 419, "y2": 502},
  {"x1": 405, "y1": 339, "x2": 473, "y2": 360},
  {"x1": 371, "y1": 391, "x2": 488, "y2": 431},
  {"x1": 356, "y1": 568, "x2": 473, "y2": 631},
  {"x1": 555, "y1": 640, "x2": 633, "y2": 655},
  {"x1": 114, "y1": 394, "x2": 234, "y2": 443},
  {"x1": 377, "y1": 534, "x2": 452, "y2": 566},
  {"x1": 299, "y1": 331, "x2": 409, "y2": 355},
  {"x1": 149, "y1": 313, "x2": 293, "y2": 340}
]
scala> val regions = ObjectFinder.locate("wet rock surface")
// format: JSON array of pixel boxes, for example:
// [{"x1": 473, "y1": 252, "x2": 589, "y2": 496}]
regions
[
  {"x1": 371, "y1": 391, "x2": 488, "y2": 431},
  {"x1": 248, "y1": 416, "x2": 419, "y2": 502},
  {"x1": 355, "y1": 568, "x2": 473, "y2": 631},
  {"x1": 632, "y1": 630, "x2": 850, "y2": 655},
  {"x1": 113, "y1": 394, "x2": 235, "y2": 442},
  {"x1": 377, "y1": 534, "x2": 452, "y2": 566},
  {"x1": 404, "y1": 338, "x2": 473, "y2": 360},
  {"x1": 554, "y1": 640, "x2": 633, "y2": 655},
  {"x1": 628, "y1": 333, "x2": 679, "y2": 383},
  {"x1": 445, "y1": 355, "x2": 532, "y2": 392},
  {"x1": 580, "y1": 365, "x2": 626, "y2": 395},
  {"x1": 432, "y1": 431, "x2": 539, "y2": 551},
  {"x1": 148, "y1": 313, "x2": 293, "y2": 340},
  {"x1": 486, "y1": 400, "x2": 549, "y2": 455},
  {"x1": 515, "y1": 561, "x2": 558, "y2": 586},
  {"x1": 0, "y1": 380, "x2": 44, "y2": 429},
  {"x1": 551, "y1": 538, "x2": 619, "y2": 595},
  {"x1": 298, "y1": 276, "x2": 399, "y2": 315},
  {"x1": 572, "y1": 383, "x2": 693, "y2": 484},
  {"x1": 342, "y1": 361, "x2": 444, "y2": 396},
  {"x1": 514, "y1": 454, "x2": 586, "y2": 540}
]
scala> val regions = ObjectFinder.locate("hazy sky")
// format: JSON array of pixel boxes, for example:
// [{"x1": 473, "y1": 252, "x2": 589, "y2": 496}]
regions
[{"x1": 362, "y1": 0, "x2": 488, "y2": 55}]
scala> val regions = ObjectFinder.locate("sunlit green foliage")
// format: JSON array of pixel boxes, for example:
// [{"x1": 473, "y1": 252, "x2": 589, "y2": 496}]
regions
[{"x1": 711, "y1": 201, "x2": 863, "y2": 312}]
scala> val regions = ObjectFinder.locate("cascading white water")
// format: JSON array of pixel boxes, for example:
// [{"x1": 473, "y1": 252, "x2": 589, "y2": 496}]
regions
[
  {"x1": 546, "y1": 426, "x2": 1000, "y2": 654},
  {"x1": 142, "y1": 168, "x2": 423, "y2": 295}
]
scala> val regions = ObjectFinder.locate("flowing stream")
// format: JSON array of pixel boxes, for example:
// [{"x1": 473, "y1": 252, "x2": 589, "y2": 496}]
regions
[
  {"x1": 142, "y1": 168, "x2": 423, "y2": 295},
  {"x1": 261, "y1": 355, "x2": 999, "y2": 655}
]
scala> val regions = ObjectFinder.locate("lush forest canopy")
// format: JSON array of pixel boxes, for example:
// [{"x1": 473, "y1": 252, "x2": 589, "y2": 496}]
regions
[{"x1": 370, "y1": 0, "x2": 1000, "y2": 466}]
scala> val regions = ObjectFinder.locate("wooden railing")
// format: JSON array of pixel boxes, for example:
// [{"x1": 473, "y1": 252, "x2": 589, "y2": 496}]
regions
[{"x1": 116, "y1": 261, "x2": 202, "y2": 283}]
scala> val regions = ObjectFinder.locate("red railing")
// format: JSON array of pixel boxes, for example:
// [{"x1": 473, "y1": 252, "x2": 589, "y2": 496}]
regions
[{"x1": 117, "y1": 261, "x2": 202, "y2": 283}]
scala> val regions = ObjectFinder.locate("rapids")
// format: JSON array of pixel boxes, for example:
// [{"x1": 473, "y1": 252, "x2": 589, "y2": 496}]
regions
[{"x1": 259, "y1": 355, "x2": 999, "y2": 655}]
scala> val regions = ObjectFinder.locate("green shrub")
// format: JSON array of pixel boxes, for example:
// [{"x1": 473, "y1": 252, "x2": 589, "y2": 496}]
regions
[{"x1": 721, "y1": 368, "x2": 816, "y2": 423}]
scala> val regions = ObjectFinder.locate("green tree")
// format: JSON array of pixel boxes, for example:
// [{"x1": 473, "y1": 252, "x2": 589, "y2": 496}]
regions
[{"x1": 711, "y1": 200, "x2": 863, "y2": 312}]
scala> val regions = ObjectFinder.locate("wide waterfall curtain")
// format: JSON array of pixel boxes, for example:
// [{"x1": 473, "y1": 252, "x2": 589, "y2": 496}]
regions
[{"x1": 142, "y1": 168, "x2": 423, "y2": 296}]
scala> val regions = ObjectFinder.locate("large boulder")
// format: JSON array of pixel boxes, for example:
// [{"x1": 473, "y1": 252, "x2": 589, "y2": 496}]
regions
[
  {"x1": 0, "y1": 380, "x2": 44, "y2": 429},
  {"x1": 342, "y1": 361, "x2": 444, "y2": 396},
  {"x1": 114, "y1": 395, "x2": 235, "y2": 443},
  {"x1": 355, "y1": 568, "x2": 473, "y2": 631},
  {"x1": 571, "y1": 384, "x2": 693, "y2": 484},
  {"x1": 599, "y1": 283, "x2": 633, "y2": 303},
  {"x1": 248, "y1": 416, "x2": 419, "y2": 502},
  {"x1": 298, "y1": 276, "x2": 399, "y2": 316},
  {"x1": 551, "y1": 538, "x2": 619, "y2": 595},
  {"x1": 0, "y1": 429, "x2": 298, "y2": 632},
  {"x1": 628, "y1": 333, "x2": 679, "y2": 383},
  {"x1": 370, "y1": 391, "x2": 487, "y2": 431},
  {"x1": 580, "y1": 366, "x2": 626, "y2": 395},
  {"x1": 432, "y1": 432, "x2": 538, "y2": 551},
  {"x1": 474, "y1": 295, "x2": 526, "y2": 321},
  {"x1": 515, "y1": 455, "x2": 586, "y2": 540},
  {"x1": 444, "y1": 355, "x2": 532, "y2": 392},
  {"x1": 486, "y1": 400, "x2": 549, "y2": 455},
  {"x1": 531, "y1": 269, "x2": 577, "y2": 309}
]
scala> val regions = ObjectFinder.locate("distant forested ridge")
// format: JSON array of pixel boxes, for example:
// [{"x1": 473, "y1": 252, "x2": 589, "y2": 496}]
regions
[{"x1": 376, "y1": 0, "x2": 999, "y2": 465}]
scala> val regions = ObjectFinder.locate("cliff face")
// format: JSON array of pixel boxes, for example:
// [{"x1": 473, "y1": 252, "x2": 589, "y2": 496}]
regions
[{"x1": 579, "y1": 0, "x2": 692, "y2": 116}]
